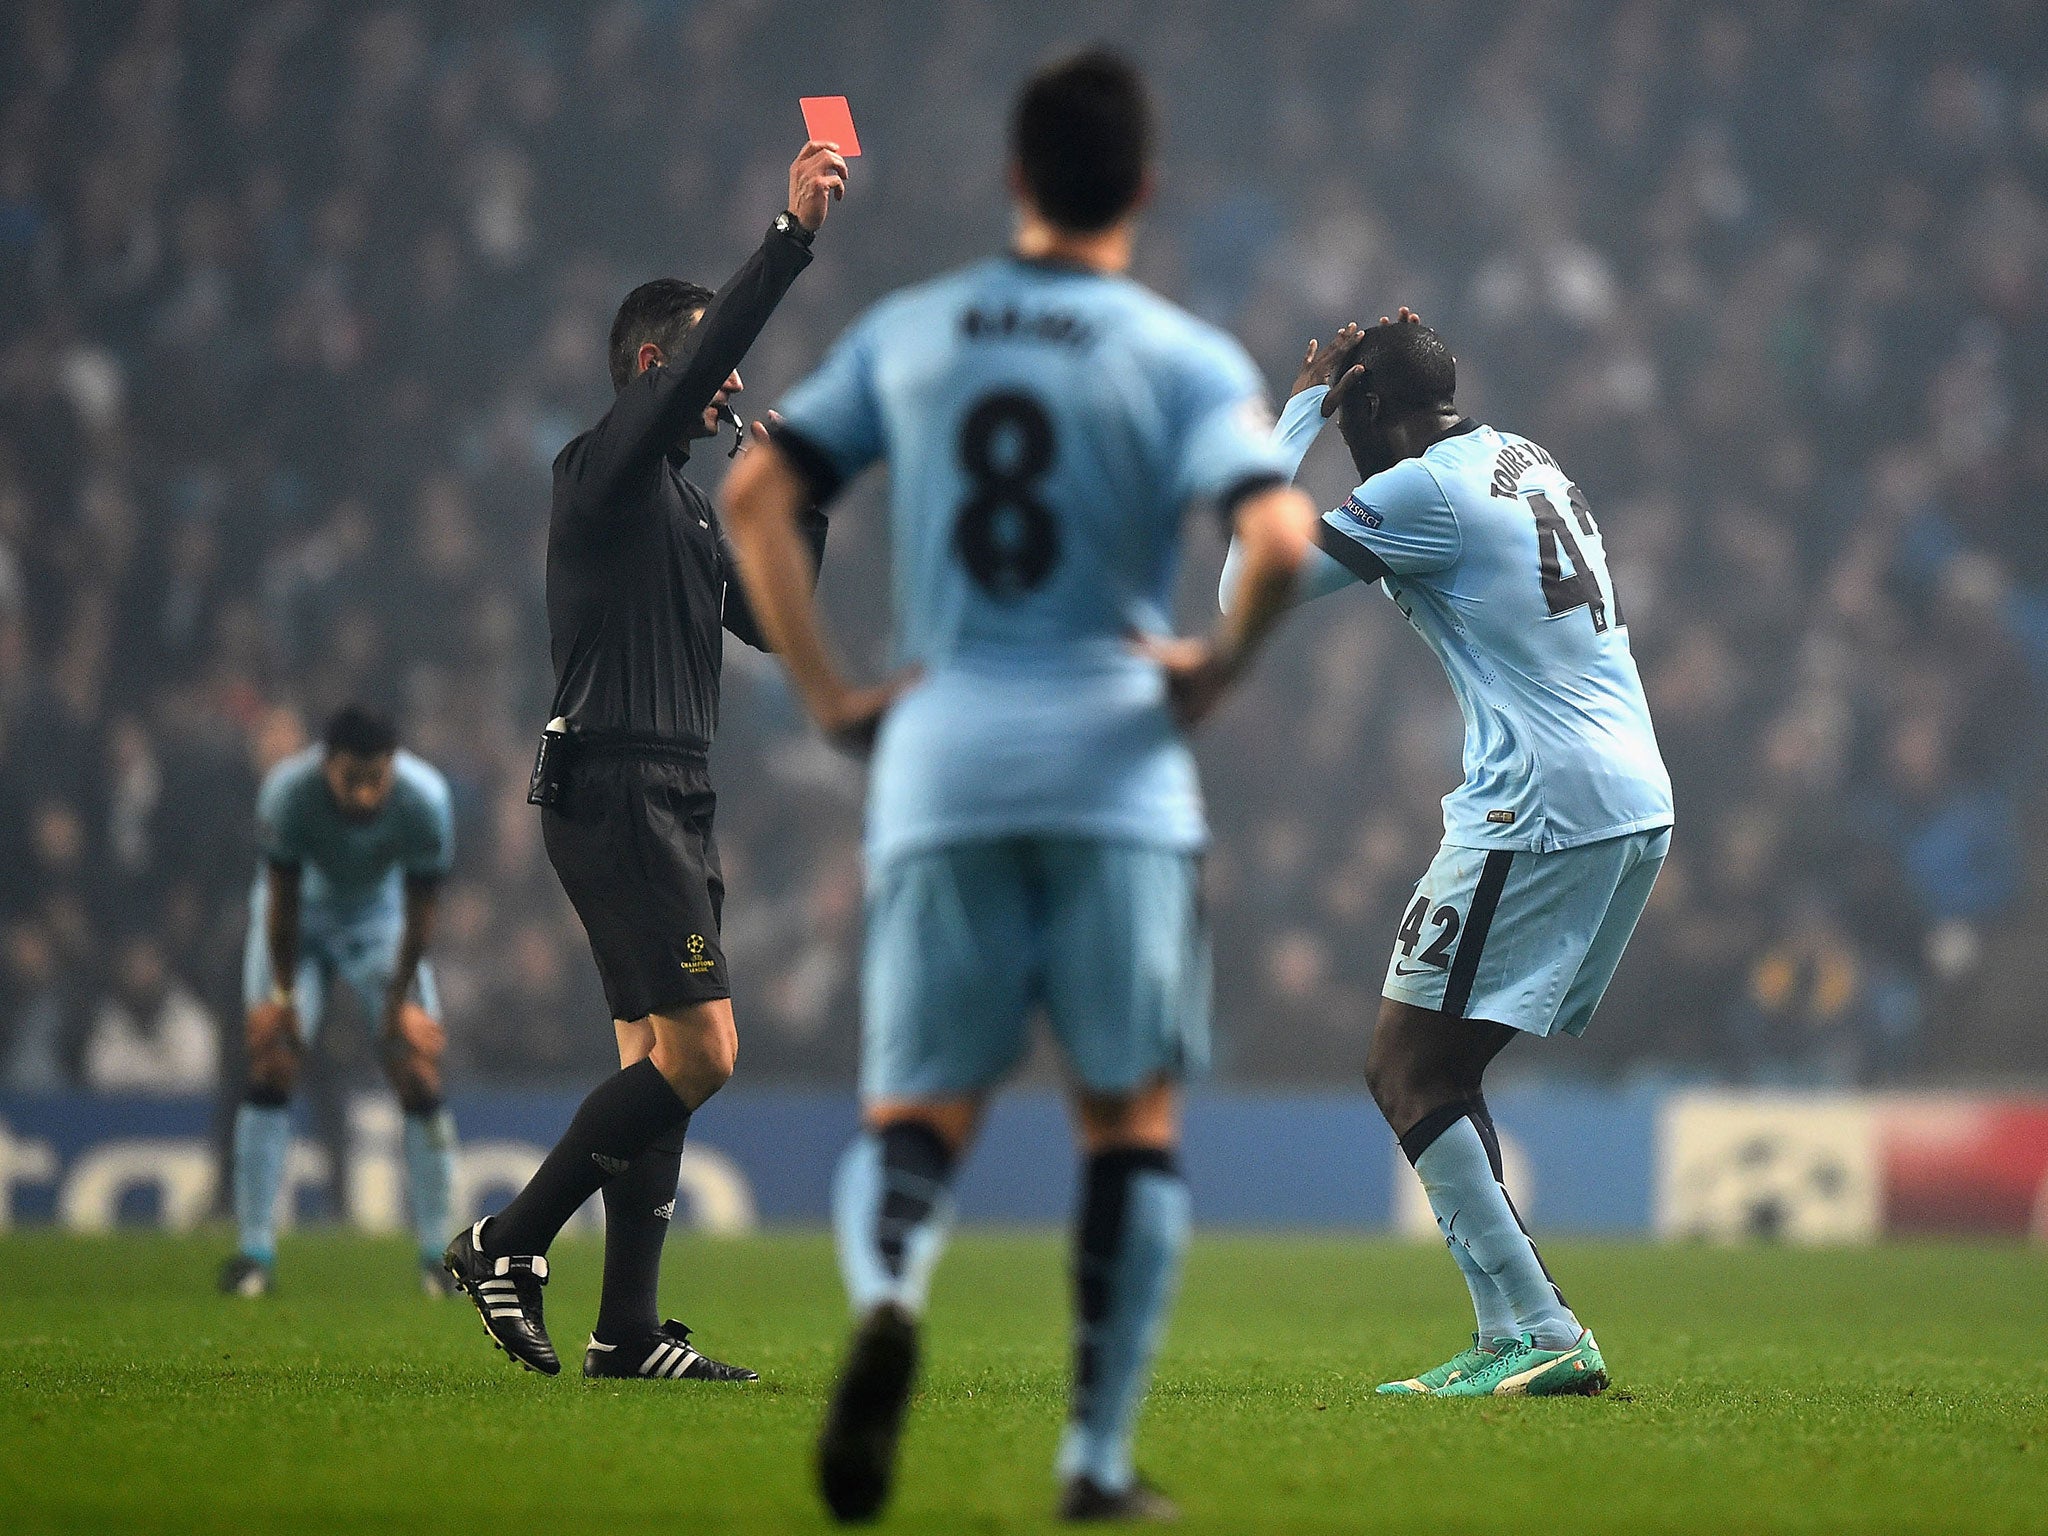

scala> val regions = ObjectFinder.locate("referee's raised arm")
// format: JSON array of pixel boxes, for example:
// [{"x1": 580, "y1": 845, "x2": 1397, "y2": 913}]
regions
[
  {"x1": 554, "y1": 141, "x2": 851, "y2": 535},
  {"x1": 445, "y1": 139, "x2": 853, "y2": 1384}
]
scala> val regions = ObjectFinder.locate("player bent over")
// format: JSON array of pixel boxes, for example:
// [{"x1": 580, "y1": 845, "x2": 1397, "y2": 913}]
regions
[
  {"x1": 220, "y1": 705, "x2": 458, "y2": 1298},
  {"x1": 725, "y1": 52, "x2": 1314, "y2": 1522},
  {"x1": 1223, "y1": 316, "x2": 1673, "y2": 1396}
]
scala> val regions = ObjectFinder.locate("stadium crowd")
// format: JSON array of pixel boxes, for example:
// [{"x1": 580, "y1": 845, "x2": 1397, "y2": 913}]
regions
[{"x1": 3, "y1": 0, "x2": 2046, "y2": 1095}]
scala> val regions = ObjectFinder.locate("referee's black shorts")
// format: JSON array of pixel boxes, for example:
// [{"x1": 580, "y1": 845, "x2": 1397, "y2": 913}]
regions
[{"x1": 542, "y1": 749, "x2": 729, "y2": 1022}]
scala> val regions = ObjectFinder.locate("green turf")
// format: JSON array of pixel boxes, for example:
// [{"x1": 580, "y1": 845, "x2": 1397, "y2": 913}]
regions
[{"x1": 1, "y1": 1232, "x2": 2045, "y2": 1533}]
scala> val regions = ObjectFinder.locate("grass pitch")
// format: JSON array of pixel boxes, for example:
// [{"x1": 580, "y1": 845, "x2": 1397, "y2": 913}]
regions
[{"x1": 2, "y1": 1232, "x2": 2044, "y2": 1533}]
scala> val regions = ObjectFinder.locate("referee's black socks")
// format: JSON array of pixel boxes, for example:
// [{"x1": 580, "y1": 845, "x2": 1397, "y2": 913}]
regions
[
  {"x1": 594, "y1": 1121, "x2": 689, "y2": 1341},
  {"x1": 485, "y1": 1058, "x2": 691, "y2": 1259}
]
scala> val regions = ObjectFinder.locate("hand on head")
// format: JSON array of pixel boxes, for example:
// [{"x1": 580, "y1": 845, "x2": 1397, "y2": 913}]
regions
[
  {"x1": 1293, "y1": 322, "x2": 1368, "y2": 413},
  {"x1": 1296, "y1": 308, "x2": 1424, "y2": 417}
]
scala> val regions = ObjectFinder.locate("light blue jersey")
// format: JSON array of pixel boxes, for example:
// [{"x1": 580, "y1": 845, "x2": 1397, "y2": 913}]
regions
[
  {"x1": 1248, "y1": 385, "x2": 1672, "y2": 853},
  {"x1": 236, "y1": 747, "x2": 457, "y2": 1273},
  {"x1": 254, "y1": 748, "x2": 455, "y2": 920},
  {"x1": 776, "y1": 255, "x2": 1290, "y2": 866}
]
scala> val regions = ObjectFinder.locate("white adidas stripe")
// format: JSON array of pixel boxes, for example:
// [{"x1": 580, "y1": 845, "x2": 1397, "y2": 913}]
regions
[{"x1": 631, "y1": 1340, "x2": 702, "y2": 1378}]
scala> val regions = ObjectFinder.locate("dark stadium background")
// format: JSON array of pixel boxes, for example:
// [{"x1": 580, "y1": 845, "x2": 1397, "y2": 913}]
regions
[{"x1": 5, "y1": 0, "x2": 2047, "y2": 1114}]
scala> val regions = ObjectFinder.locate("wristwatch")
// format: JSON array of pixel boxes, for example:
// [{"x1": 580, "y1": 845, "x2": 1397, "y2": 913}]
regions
[{"x1": 773, "y1": 210, "x2": 814, "y2": 248}]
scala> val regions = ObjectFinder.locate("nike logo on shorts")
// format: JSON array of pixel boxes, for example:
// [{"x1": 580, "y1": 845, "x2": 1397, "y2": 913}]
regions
[{"x1": 1392, "y1": 962, "x2": 1442, "y2": 978}]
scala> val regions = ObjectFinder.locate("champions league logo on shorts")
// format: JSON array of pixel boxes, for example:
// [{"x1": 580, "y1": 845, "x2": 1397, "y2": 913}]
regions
[{"x1": 681, "y1": 934, "x2": 717, "y2": 975}]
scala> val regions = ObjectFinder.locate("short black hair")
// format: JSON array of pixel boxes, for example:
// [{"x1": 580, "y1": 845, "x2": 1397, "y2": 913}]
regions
[
  {"x1": 1012, "y1": 49, "x2": 1151, "y2": 234},
  {"x1": 608, "y1": 278, "x2": 715, "y2": 392},
  {"x1": 1345, "y1": 322, "x2": 1457, "y2": 415},
  {"x1": 323, "y1": 704, "x2": 399, "y2": 758}
]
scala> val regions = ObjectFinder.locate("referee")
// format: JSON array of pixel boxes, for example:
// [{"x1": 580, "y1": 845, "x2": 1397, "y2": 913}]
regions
[{"x1": 445, "y1": 139, "x2": 849, "y2": 1380}]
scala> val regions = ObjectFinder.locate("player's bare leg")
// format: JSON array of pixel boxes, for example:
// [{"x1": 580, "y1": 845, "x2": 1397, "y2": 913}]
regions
[
  {"x1": 1366, "y1": 999, "x2": 1604, "y2": 1395},
  {"x1": 819, "y1": 1096, "x2": 983, "y2": 1524},
  {"x1": 1056, "y1": 1077, "x2": 1184, "y2": 1524}
]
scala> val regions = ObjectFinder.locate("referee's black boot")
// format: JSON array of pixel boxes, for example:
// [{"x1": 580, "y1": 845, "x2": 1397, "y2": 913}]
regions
[
  {"x1": 818, "y1": 1301, "x2": 921, "y2": 1524},
  {"x1": 444, "y1": 1219, "x2": 559, "y2": 1375},
  {"x1": 583, "y1": 1319, "x2": 758, "y2": 1382}
]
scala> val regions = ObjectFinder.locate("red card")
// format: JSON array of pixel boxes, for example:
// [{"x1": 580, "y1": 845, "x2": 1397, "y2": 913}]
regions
[{"x1": 799, "y1": 95, "x2": 861, "y2": 156}]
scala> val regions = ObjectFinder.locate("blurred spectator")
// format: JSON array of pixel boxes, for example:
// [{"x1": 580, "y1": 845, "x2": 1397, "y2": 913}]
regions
[
  {"x1": 2, "y1": 923, "x2": 68, "y2": 1092},
  {"x1": 82, "y1": 933, "x2": 219, "y2": 1094}
]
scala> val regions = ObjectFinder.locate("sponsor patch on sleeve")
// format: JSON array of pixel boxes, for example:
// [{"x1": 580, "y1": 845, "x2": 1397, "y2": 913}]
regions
[{"x1": 1341, "y1": 493, "x2": 1384, "y2": 529}]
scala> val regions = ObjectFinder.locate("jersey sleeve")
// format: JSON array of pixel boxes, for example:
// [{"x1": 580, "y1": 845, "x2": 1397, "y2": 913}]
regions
[
  {"x1": 400, "y1": 769, "x2": 456, "y2": 879},
  {"x1": 1169, "y1": 332, "x2": 1292, "y2": 514},
  {"x1": 1269, "y1": 385, "x2": 1329, "y2": 479},
  {"x1": 1218, "y1": 531, "x2": 1359, "y2": 612},
  {"x1": 1320, "y1": 459, "x2": 1462, "y2": 579},
  {"x1": 255, "y1": 766, "x2": 308, "y2": 866},
  {"x1": 771, "y1": 309, "x2": 886, "y2": 504}
]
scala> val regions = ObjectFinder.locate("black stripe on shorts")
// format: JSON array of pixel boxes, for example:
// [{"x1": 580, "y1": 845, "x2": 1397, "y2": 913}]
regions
[{"x1": 1443, "y1": 850, "x2": 1514, "y2": 1018}]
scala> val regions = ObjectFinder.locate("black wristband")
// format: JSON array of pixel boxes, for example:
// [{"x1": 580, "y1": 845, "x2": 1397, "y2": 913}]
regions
[{"x1": 773, "y1": 211, "x2": 815, "y2": 249}]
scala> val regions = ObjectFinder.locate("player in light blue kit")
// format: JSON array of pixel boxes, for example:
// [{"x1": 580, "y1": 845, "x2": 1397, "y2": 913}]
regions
[
  {"x1": 1223, "y1": 314, "x2": 1674, "y2": 1397},
  {"x1": 723, "y1": 52, "x2": 1314, "y2": 1525},
  {"x1": 218, "y1": 706, "x2": 459, "y2": 1299}
]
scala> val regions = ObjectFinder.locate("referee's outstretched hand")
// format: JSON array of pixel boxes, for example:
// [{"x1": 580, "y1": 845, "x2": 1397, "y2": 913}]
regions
[{"x1": 789, "y1": 140, "x2": 850, "y2": 233}]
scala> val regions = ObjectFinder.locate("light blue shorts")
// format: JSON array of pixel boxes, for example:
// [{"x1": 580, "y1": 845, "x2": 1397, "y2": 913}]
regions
[
  {"x1": 242, "y1": 886, "x2": 439, "y2": 1045},
  {"x1": 861, "y1": 837, "x2": 1209, "y2": 1100},
  {"x1": 1382, "y1": 827, "x2": 1669, "y2": 1037}
]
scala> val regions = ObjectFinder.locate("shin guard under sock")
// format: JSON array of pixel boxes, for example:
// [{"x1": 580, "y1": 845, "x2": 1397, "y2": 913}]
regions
[
  {"x1": 595, "y1": 1121, "x2": 689, "y2": 1341},
  {"x1": 1468, "y1": 1091, "x2": 1571, "y2": 1312},
  {"x1": 1059, "y1": 1148, "x2": 1190, "y2": 1495},
  {"x1": 831, "y1": 1123, "x2": 956, "y2": 1315},
  {"x1": 1406, "y1": 1109, "x2": 1580, "y2": 1349},
  {"x1": 485, "y1": 1059, "x2": 690, "y2": 1257},
  {"x1": 1402, "y1": 1101, "x2": 1516, "y2": 1343}
]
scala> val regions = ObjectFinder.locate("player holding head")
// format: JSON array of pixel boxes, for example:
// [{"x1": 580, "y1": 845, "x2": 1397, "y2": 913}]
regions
[
  {"x1": 724, "y1": 49, "x2": 1315, "y2": 1524},
  {"x1": 1223, "y1": 314, "x2": 1674, "y2": 1396},
  {"x1": 220, "y1": 705, "x2": 458, "y2": 1298}
]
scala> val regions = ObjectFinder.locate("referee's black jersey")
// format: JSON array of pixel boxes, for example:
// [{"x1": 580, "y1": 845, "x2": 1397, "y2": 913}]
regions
[{"x1": 547, "y1": 221, "x2": 827, "y2": 751}]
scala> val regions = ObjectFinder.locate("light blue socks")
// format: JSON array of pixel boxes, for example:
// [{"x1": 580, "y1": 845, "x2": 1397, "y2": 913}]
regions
[
  {"x1": 232, "y1": 1099, "x2": 293, "y2": 1264},
  {"x1": 831, "y1": 1131, "x2": 1192, "y2": 1494},
  {"x1": 1411, "y1": 1114, "x2": 1580, "y2": 1349},
  {"x1": 1447, "y1": 1226, "x2": 1520, "y2": 1344},
  {"x1": 831, "y1": 1127, "x2": 956, "y2": 1316},
  {"x1": 1058, "y1": 1149, "x2": 1191, "y2": 1495},
  {"x1": 402, "y1": 1107, "x2": 457, "y2": 1266}
]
